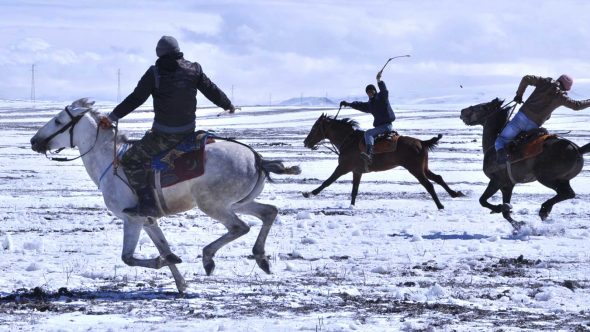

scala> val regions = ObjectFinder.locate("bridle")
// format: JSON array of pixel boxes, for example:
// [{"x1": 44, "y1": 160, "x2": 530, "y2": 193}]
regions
[
  {"x1": 42, "y1": 107, "x2": 100, "y2": 162},
  {"x1": 310, "y1": 116, "x2": 355, "y2": 156}
]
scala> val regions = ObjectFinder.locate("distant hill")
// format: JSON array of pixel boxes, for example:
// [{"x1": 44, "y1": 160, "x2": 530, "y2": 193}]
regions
[{"x1": 278, "y1": 96, "x2": 337, "y2": 106}]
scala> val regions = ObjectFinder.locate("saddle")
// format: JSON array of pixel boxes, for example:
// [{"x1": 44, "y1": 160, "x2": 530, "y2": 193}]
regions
[
  {"x1": 506, "y1": 128, "x2": 556, "y2": 163},
  {"x1": 359, "y1": 131, "x2": 400, "y2": 154},
  {"x1": 150, "y1": 131, "x2": 215, "y2": 188}
]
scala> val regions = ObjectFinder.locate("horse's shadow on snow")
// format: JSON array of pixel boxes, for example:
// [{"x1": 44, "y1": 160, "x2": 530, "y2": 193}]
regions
[{"x1": 420, "y1": 232, "x2": 489, "y2": 240}]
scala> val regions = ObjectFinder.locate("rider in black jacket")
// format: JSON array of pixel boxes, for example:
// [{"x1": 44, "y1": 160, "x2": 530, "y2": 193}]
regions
[{"x1": 99, "y1": 36, "x2": 235, "y2": 217}]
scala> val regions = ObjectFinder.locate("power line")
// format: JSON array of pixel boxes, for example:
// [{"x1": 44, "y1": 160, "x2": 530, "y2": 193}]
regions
[
  {"x1": 117, "y1": 69, "x2": 121, "y2": 103},
  {"x1": 31, "y1": 64, "x2": 36, "y2": 104}
]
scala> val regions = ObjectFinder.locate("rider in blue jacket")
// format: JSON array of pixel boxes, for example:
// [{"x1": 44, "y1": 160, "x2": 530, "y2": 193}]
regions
[{"x1": 340, "y1": 71, "x2": 396, "y2": 167}]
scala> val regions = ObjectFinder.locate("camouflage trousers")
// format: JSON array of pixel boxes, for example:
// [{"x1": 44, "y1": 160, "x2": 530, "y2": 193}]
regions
[{"x1": 121, "y1": 130, "x2": 189, "y2": 191}]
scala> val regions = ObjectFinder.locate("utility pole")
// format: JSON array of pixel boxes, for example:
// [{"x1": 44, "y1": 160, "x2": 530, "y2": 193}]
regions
[
  {"x1": 117, "y1": 69, "x2": 121, "y2": 103},
  {"x1": 269, "y1": 93, "x2": 272, "y2": 106},
  {"x1": 31, "y1": 64, "x2": 36, "y2": 104},
  {"x1": 231, "y1": 85, "x2": 234, "y2": 102}
]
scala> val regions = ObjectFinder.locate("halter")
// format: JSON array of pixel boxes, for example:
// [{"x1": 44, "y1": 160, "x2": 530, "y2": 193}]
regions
[
  {"x1": 43, "y1": 107, "x2": 100, "y2": 162},
  {"x1": 313, "y1": 116, "x2": 356, "y2": 156}
]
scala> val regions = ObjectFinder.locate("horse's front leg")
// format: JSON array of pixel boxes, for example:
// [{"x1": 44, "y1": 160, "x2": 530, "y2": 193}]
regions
[
  {"x1": 302, "y1": 165, "x2": 349, "y2": 198},
  {"x1": 143, "y1": 218, "x2": 187, "y2": 293},
  {"x1": 479, "y1": 180, "x2": 502, "y2": 213},
  {"x1": 121, "y1": 217, "x2": 167, "y2": 269},
  {"x1": 350, "y1": 172, "x2": 362, "y2": 206}
]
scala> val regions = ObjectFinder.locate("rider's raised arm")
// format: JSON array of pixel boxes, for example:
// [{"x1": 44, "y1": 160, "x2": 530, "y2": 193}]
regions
[{"x1": 109, "y1": 68, "x2": 155, "y2": 121}]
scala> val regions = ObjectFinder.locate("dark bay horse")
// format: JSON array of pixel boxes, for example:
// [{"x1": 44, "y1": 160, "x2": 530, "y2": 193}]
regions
[
  {"x1": 460, "y1": 98, "x2": 590, "y2": 229},
  {"x1": 302, "y1": 114, "x2": 464, "y2": 208}
]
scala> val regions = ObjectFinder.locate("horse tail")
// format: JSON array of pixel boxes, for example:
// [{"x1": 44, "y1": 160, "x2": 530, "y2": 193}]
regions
[
  {"x1": 579, "y1": 142, "x2": 590, "y2": 155},
  {"x1": 421, "y1": 134, "x2": 443, "y2": 152},
  {"x1": 260, "y1": 159, "x2": 302, "y2": 182}
]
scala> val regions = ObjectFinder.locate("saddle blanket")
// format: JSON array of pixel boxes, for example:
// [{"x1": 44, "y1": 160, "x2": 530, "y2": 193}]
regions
[{"x1": 151, "y1": 132, "x2": 215, "y2": 188}]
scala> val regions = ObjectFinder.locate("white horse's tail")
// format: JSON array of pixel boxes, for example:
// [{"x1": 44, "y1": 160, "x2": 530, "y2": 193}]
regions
[{"x1": 259, "y1": 158, "x2": 301, "y2": 182}]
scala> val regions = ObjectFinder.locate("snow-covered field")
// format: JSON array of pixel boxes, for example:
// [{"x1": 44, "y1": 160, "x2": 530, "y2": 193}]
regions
[{"x1": 1, "y1": 100, "x2": 589, "y2": 331}]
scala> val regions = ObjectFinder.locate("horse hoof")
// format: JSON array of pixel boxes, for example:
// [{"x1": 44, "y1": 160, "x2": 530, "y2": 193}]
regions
[
  {"x1": 454, "y1": 191, "x2": 466, "y2": 198},
  {"x1": 302, "y1": 192, "x2": 310, "y2": 198},
  {"x1": 203, "y1": 260, "x2": 215, "y2": 276},
  {"x1": 165, "y1": 253, "x2": 182, "y2": 265},
  {"x1": 256, "y1": 258, "x2": 271, "y2": 274}
]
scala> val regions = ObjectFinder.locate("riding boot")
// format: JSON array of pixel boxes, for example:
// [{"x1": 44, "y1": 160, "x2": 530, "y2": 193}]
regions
[
  {"x1": 496, "y1": 148, "x2": 508, "y2": 164},
  {"x1": 123, "y1": 187, "x2": 162, "y2": 218},
  {"x1": 361, "y1": 145, "x2": 373, "y2": 164}
]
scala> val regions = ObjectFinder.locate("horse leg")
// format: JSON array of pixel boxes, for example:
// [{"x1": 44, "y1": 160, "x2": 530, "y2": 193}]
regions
[
  {"x1": 538, "y1": 180, "x2": 575, "y2": 221},
  {"x1": 425, "y1": 169, "x2": 464, "y2": 198},
  {"x1": 408, "y1": 169, "x2": 444, "y2": 210},
  {"x1": 499, "y1": 185, "x2": 524, "y2": 230},
  {"x1": 235, "y1": 201, "x2": 278, "y2": 274},
  {"x1": 302, "y1": 165, "x2": 349, "y2": 198},
  {"x1": 142, "y1": 218, "x2": 187, "y2": 293},
  {"x1": 200, "y1": 208, "x2": 250, "y2": 276},
  {"x1": 121, "y1": 217, "x2": 165, "y2": 269},
  {"x1": 479, "y1": 180, "x2": 503, "y2": 213},
  {"x1": 351, "y1": 172, "x2": 362, "y2": 206}
]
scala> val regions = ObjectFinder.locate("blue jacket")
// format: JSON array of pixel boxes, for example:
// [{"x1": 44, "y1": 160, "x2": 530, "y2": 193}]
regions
[{"x1": 349, "y1": 81, "x2": 395, "y2": 127}]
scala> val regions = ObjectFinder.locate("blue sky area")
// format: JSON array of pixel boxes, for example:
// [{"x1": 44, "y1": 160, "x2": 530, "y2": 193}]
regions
[{"x1": 1, "y1": 0, "x2": 590, "y2": 105}]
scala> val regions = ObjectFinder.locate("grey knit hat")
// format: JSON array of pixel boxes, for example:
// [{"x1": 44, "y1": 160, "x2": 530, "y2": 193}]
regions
[{"x1": 156, "y1": 36, "x2": 180, "y2": 57}]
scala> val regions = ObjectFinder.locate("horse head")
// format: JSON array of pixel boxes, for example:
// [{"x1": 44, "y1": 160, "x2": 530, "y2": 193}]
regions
[
  {"x1": 30, "y1": 98, "x2": 96, "y2": 154},
  {"x1": 304, "y1": 113, "x2": 330, "y2": 150},
  {"x1": 460, "y1": 98, "x2": 504, "y2": 126}
]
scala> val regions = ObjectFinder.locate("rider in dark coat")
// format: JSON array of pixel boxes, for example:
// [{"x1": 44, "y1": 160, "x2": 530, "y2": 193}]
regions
[
  {"x1": 495, "y1": 74, "x2": 590, "y2": 163},
  {"x1": 99, "y1": 36, "x2": 235, "y2": 217},
  {"x1": 340, "y1": 71, "x2": 396, "y2": 167}
]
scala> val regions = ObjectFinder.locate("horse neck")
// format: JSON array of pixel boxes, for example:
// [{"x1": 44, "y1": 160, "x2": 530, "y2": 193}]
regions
[
  {"x1": 482, "y1": 112, "x2": 507, "y2": 152},
  {"x1": 74, "y1": 116, "x2": 117, "y2": 185},
  {"x1": 325, "y1": 122, "x2": 357, "y2": 149}
]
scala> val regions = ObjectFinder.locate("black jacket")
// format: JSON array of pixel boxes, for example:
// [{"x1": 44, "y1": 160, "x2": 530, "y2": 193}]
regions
[
  {"x1": 349, "y1": 81, "x2": 395, "y2": 127},
  {"x1": 109, "y1": 55, "x2": 232, "y2": 134}
]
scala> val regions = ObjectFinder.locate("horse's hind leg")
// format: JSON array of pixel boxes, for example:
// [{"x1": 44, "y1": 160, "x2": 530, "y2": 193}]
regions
[
  {"x1": 235, "y1": 201, "x2": 279, "y2": 274},
  {"x1": 408, "y1": 169, "x2": 444, "y2": 209},
  {"x1": 538, "y1": 179, "x2": 575, "y2": 221},
  {"x1": 143, "y1": 218, "x2": 187, "y2": 293},
  {"x1": 425, "y1": 169, "x2": 464, "y2": 197},
  {"x1": 200, "y1": 207, "x2": 250, "y2": 276}
]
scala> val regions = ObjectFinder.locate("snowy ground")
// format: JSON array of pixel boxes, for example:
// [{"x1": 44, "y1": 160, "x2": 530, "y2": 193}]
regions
[{"x1": 1, "y1": 100, "x2": 589, "y2": 331}]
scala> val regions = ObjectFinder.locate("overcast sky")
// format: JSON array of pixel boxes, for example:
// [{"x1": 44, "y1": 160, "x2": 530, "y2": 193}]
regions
[{"x1": 1, "y1": 0, "x2": 590, "y2": 105}]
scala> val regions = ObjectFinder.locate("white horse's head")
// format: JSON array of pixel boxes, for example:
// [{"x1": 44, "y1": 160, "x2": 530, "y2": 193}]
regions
[{"x1": 30, "y1": 98, "x2": 96, "y2": 154}]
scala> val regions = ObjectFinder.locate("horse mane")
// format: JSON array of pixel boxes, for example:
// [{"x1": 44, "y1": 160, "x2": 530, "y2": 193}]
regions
[
  {"x1": 327, "y1": 116, "x2": 360, "y2": 129},
  {"x1": 86, "y1": 107, "x2": 132, "y2": 143}
]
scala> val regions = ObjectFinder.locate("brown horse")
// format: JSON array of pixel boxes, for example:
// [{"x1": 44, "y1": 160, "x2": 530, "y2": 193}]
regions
[
  {"x1": 460, "y1": 98, "x2": 590, "y2": 229},
  {"x1": 302, "y1": 114, "x2": 464, "y2": 208}
]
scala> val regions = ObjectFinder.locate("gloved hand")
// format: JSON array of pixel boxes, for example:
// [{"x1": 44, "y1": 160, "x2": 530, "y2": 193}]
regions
[
  {"x1": 376, "y1": 70, "x2": 383, "y2": 81},
  {"x1": 340, "y1": 101, "x2": 349, "y2": 108},
  {"x1": 98, "y1": 115, "x2": 113, "y2": 129},
  {"x1": 513, "y1": 95, "x2": 523, "y2": 104}
]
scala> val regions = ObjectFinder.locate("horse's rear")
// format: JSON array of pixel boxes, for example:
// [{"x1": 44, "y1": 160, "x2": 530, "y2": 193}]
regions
[{"x1": 159, "y1": 140, "x2": 300, "y2": 275}]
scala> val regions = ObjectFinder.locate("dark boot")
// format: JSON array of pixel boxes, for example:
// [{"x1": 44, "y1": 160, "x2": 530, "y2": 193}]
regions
[
  {"x1": 496, "y1": 148, "x2": 508, "y2": 164},
  {"x1": 361, "y1": 145, "x2": 374, "y2": 164},
  {"x1": 123, "y1": 187, "x2": 162, "y2": 218}
]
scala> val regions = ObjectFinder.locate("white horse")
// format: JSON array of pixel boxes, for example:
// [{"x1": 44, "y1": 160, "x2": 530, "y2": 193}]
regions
[{"x1": 30, "y1": 98, "x2": 301, "y2": 293}]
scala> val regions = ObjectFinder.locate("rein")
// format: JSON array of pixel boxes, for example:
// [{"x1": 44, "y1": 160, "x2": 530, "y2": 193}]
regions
[
  {"x1": 44, "y1": 108, "x2": 100, "y2": 162},
  {"x1": 315, "y1": 117, "x2": 356, "y2": 156}
]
